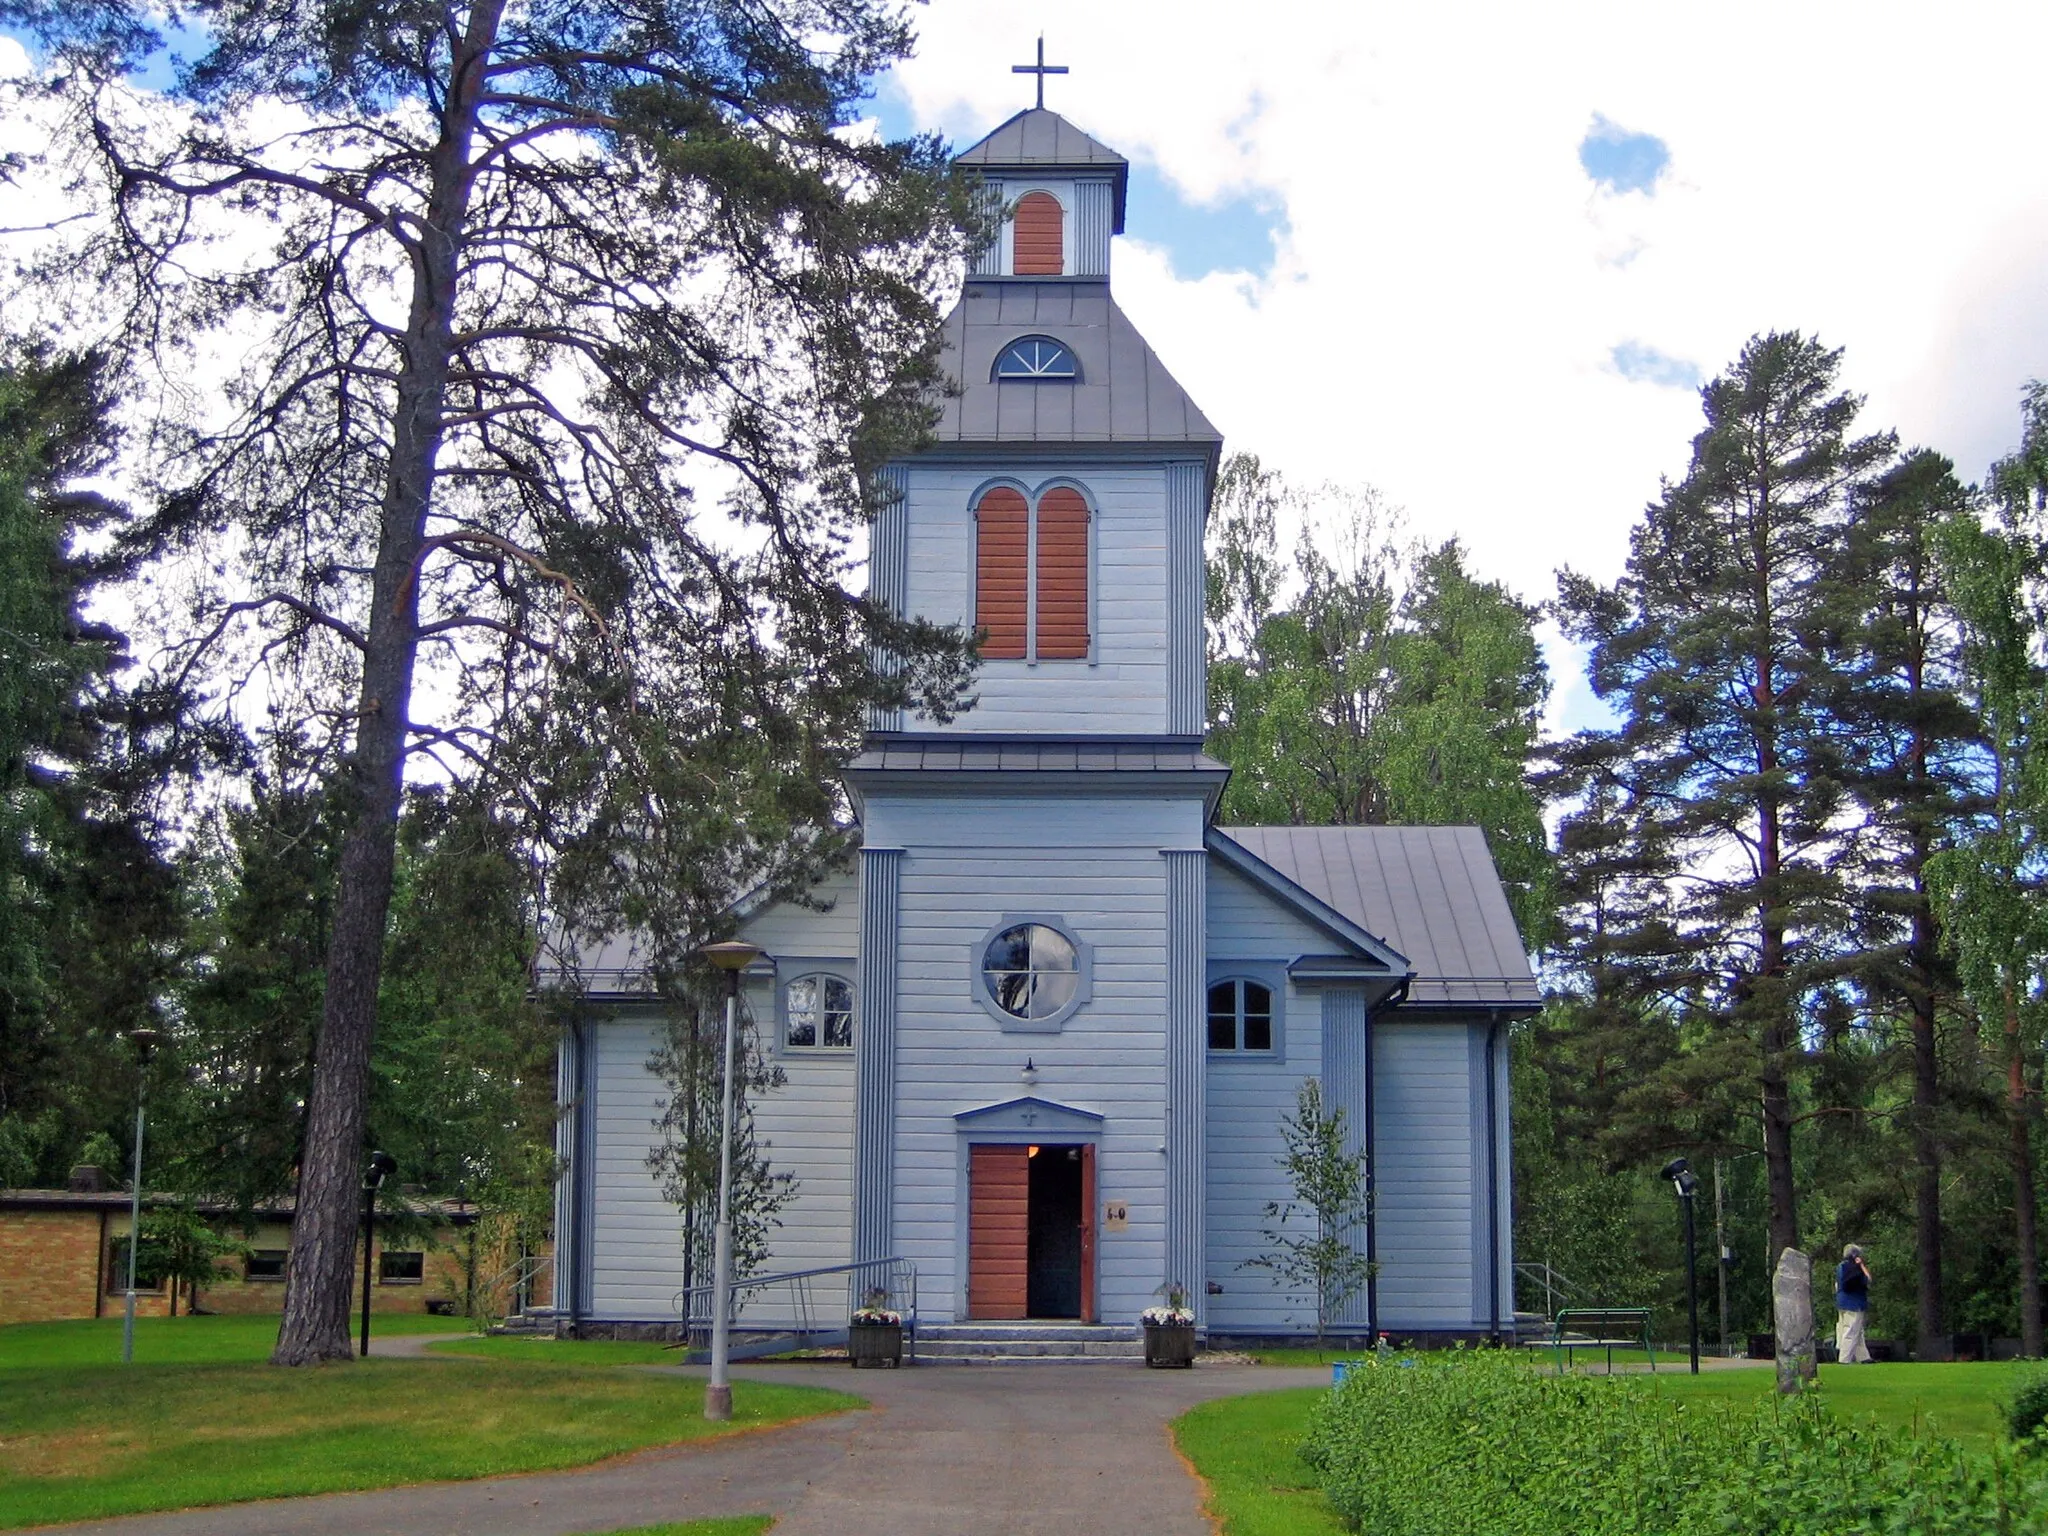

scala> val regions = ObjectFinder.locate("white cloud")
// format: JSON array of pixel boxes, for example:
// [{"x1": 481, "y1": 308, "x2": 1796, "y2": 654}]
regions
[{"x1": 888, "y1": 2, "x2": 2048, "y2": 600}]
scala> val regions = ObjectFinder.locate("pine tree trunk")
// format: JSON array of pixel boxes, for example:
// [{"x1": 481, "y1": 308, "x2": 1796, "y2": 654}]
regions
[
  {"x1": 1755, "y1": 731, "x2": 1801, "y2": 1267},
  {"x1": 2008, "y1": 978, "x2": 2043, "y2": 1358},
  {"x1": 1909, "y1": 899, "x2": 1946, "y2": 1359},
  {"x1": 271, "y1": 2, "x2": 502, "y2": 1366}
]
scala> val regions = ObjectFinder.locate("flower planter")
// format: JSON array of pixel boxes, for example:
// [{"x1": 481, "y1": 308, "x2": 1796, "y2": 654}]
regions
[
  {"x1": 1144, "y1": 1322, "x2": 1196, "y2": 1369},
  {"x1": 849, "y1": 1321, "x2": 904, "y2": 1368}
]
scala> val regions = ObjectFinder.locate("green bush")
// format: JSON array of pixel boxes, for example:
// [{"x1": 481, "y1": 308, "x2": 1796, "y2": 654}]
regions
[
  {"x1": 2007, "y1": 1372, "x2": 2048, "y2": 1445},
  {"x1": 1302, "y1": 1350, "x2": 2048, "y2": 1535}
]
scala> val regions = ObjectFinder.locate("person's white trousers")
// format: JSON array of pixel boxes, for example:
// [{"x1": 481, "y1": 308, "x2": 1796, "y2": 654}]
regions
[{"x1": 1836, "y1": 1307, "x2": 1872, "y2": 1364}]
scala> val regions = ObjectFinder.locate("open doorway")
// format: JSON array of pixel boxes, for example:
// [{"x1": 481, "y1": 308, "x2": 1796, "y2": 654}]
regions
[
  {"x1": 968, "y1": 1142, "x2": 1096, "y2": 1321},
  {"x1": 1028, "y1": 1145, "x2": 1084, "y2": 1317}
]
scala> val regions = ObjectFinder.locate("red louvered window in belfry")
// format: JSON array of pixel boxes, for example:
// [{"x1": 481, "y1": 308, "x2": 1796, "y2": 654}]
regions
[
  {"x1": 974, "y1": 485, "x2": 1029, "y2": 660},
  {"x1": 1035, "y1": 487, "x2": 1091, "y2": 659},
  {"x1": 1012, "y1": 191, "x2": 1064, "y2": 276},
  {"x1": 975, "y1": 484, "x2": 1091, "y2": 663}
]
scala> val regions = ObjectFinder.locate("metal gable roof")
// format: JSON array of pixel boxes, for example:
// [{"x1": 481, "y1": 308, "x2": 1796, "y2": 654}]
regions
[
  {"x1": 953, "y1": 108, "x2": 1128, "y2": 171},
  {"x1": 1220, "y1": 825, "x2": 1540, "y2": 1010},
  {"x1": 928, "y1": 281, "x2": 1222, "y2": 450}
]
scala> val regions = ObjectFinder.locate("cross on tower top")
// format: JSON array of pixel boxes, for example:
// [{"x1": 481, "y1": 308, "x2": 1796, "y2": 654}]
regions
[{"x1": 1011, "y1": 36, "x2": 1069, "y2": 110}]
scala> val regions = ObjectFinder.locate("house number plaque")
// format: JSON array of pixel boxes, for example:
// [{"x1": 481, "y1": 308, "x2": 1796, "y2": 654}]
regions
[{"x1": 1103, "y1": 1200, "x2": 1130, "y2": 1232}]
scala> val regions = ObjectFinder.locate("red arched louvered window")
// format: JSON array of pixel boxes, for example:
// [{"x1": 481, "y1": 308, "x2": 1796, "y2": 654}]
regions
[
  {"x1": 974, "y1": 485, "x2": 1029, "y2": 660},
  {"x1": 1012, "y1": 191, "x2": 1064, "y2": 276},
  {"x1": 1035, "y1": 486, "x2": 1091, "y2": 659}
]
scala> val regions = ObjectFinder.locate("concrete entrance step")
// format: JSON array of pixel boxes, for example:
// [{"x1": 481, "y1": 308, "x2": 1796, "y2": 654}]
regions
[{"x1": 917, "y1": 1322, "x2": 1144, "y2": 1363}]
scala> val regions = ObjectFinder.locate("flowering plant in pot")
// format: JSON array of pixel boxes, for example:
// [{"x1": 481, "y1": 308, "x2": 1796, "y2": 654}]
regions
[
  {"x1": 1142, "y1": 1281, "x2": 1196, "y2": 1368},
  {"x1": 850, "y1": 1288, "x2": 904, "y2": 1368}
]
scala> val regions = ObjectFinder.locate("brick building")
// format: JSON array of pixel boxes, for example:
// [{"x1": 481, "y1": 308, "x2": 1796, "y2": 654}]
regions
[{"x1": 0, "y1": 1174, "x2": 548, "y2": 1326}]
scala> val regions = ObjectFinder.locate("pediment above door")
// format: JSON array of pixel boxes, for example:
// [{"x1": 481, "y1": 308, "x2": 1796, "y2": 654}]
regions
[{"x1": 953, "y1": 1096, "x2": 1104, "y2": 1137}]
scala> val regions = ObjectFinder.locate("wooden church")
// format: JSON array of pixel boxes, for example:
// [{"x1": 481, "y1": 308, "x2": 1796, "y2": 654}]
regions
[{"x1": 551, "y1": 99, "x2": 1538, "y2": 1350}]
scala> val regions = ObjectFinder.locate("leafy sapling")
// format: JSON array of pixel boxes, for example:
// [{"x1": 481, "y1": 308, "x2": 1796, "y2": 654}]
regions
[{"x1": 1243, "y1": 1077, "x2": 1375, "y2": 1348}]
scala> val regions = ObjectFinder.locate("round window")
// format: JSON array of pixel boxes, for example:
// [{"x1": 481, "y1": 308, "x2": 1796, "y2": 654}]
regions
[{"x1": 980, "y1": 923, "x2": 1080, "y2": 1021}]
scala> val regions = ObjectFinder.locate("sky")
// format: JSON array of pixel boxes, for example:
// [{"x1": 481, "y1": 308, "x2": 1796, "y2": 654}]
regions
[
  {"x1": 870, "y1": 2, "x2": 2048, "y2": 730},
  {"x1": 5, "y1": 5, "x2": 2047, "y2": 735}
]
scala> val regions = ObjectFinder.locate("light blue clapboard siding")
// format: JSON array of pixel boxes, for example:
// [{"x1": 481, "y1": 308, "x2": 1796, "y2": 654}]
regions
[
  {"x1": 862, "y1": 792, "x2": 1204, "y2": 1324},
  {"x1": 898, "y1": 462, "x2": 1173, "y2": 734},
  {"x1": 1374, "y1": 1020, "x2": 1480, "y2": 1329},
  {"x1": 1202, "y1": 993, "x2": 1323, "y2": 1333},
  {"x1": 583, "y1": 1005, "x2": 858, "y2": 1323},
  {"x1": 739, "y1": 866, "x2": 861, "y2": 956},
  {"x1": 1207, "y1": 862, "x2": 1331, "y2": 956},
  {"x1": 1203, "y1": 860, "x2": 1335, "y2": 1332}
]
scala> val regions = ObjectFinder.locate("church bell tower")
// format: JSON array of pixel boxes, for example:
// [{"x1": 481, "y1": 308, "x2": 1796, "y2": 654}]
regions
[{"x1": 846, "y1": 72, "x2": 1226, "y2": 1328}]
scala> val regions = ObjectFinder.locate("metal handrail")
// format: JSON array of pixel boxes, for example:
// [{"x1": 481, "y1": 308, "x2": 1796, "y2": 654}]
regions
[
  {"x1": 672, "y1": 1255, "x2": 917, "y2": 1364},
  {"x1": 1514, "y1": 1261, "x2": 1588, "y2": 1319},
  {"x1": 467, "y1": 1249, "x2": 553, "y2": 1327}
]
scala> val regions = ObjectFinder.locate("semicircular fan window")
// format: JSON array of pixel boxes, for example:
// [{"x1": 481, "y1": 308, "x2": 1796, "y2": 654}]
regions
[{"x1": 993, "y1": 336, "x2": 1080, "y2": 380}]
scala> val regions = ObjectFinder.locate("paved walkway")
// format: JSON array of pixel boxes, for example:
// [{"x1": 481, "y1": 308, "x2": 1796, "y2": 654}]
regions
[{"x1": 54, "y1": 1352, "x2": 1330, "y2": 1536}]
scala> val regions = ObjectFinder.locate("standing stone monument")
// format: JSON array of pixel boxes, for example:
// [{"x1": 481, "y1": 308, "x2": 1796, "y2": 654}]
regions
[{"x1": 1773, "y1": 1247, "x2": 1817, "y2": 1395}]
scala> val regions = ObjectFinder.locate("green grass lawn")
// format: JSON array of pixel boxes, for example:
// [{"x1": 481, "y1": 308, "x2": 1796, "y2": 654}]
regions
[
  {"x1": 0, "y1": 1310, "x2": 472, "y2": 1369},
  {"x1": 1649, "y1": 1360, "x2": 2031, "y2": 1449},
  {"x1": 0, "y1": 1349, "x2": 860, "y2": 1529},
  {"x1": 1174, "y1": 1388, "x2": 1344, "y2": 1536}
]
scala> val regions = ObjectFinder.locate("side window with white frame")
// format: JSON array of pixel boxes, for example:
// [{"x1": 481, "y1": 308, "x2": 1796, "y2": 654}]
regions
[
  {"x1": 1207, "y1": 976, "x2": 1277, "y2": 1054},
  {"x1": 783, "y1": 971, "x2": 854, "y2": 1050}
]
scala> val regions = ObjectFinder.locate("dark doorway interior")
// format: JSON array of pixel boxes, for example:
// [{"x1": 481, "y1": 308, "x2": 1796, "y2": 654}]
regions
[{"x1": 1027, "y1": 1144, "x2": 1084, "y2": 1318}]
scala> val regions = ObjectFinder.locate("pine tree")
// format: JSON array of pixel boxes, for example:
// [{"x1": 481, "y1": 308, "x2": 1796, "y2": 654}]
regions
[
  {"x1": 6, "y1": 0, "x2": 983, "y2": 1363},
  {"x1": 1829, "y1": 448, "x2": 1979, "y2": 1360},
  {"x1": 1557, "y1": 331, "x2": 1895, "y2": 1268},
  {"x1": 0, "y1": 346, "x2": 185, "y2": 1185}
]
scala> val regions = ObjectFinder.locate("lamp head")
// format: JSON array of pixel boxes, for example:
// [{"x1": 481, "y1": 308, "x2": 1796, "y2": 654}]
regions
[
  {"x1": 126, "y1": 1027, "x2": 164, "y2": 1060},
  {"x1": 698, "y1": 939, "x2": 765, "y2": 972},
  {"x1": 366, "y1": 1149, "x2": 397, "y2": 1187},
  {"x1": 1659, "y1": 1156, "x2": 1698, "y2": 1196}
]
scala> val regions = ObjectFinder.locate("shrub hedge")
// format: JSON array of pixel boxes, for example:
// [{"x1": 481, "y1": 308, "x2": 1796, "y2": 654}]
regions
[{"x1": 1301, "y1": 1350, "x2": 2048, "y2": 1535}]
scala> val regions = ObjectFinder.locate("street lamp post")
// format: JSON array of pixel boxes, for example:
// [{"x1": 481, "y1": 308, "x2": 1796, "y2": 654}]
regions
[
  {"x1": 1660, "y1": 1157, "x2": 1702, "y2": 1375},
  {"x1": 699, "y1": 939, "x2": 764, "y2": 1422},
  {"x1": 121, "y1": 1028, "x2": 163, "y2": 1365},
  {"x1": 360, "y1": 1150, "x2": 397, "y2": 1358}
]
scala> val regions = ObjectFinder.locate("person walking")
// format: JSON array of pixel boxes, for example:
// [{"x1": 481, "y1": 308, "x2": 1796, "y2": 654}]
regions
[{"x1": 1835, "y1": 1244, "x2": 1873, "y2": 1364}]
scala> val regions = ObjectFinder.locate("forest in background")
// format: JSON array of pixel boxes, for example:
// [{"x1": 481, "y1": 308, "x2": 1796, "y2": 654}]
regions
[
  {"x1": 5, "y1": 318, "x2": 2048, "y2": 1355},
  {"x1": 1206, "y1": 332, "x2": 2048, "y2": 1357}
]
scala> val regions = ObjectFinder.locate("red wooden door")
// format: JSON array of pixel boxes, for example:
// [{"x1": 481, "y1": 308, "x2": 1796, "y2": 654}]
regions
[
  {"x1": 1080, "y1": 1144, "x2": 1097, "y2": 1323},
  {"x1": 968, "y1": 1144, "x2": 1029, "y2": 1318}
]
